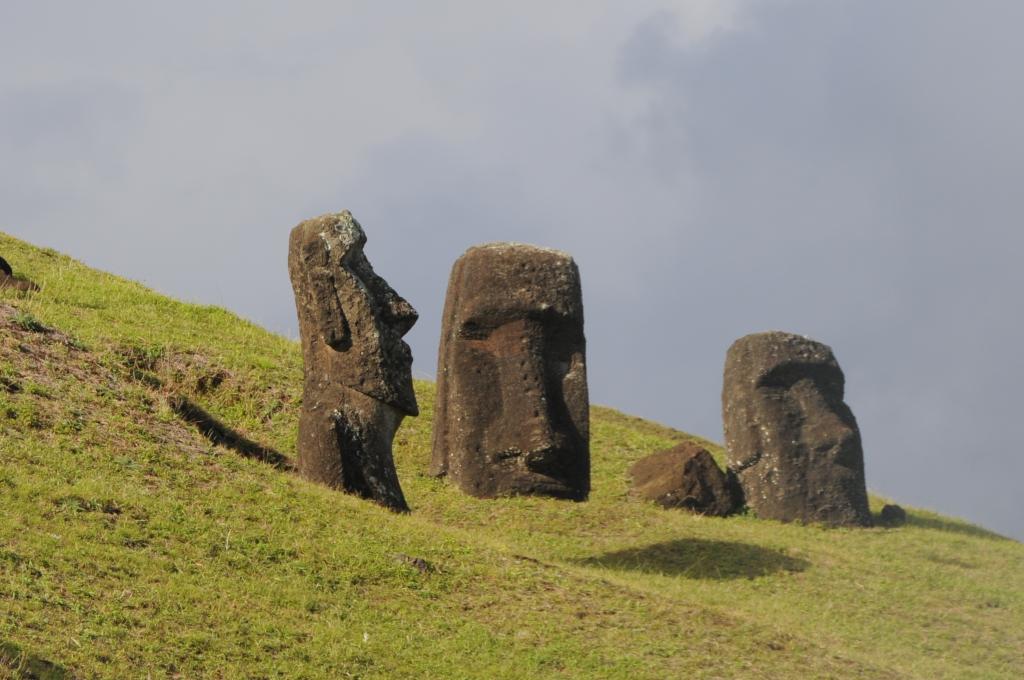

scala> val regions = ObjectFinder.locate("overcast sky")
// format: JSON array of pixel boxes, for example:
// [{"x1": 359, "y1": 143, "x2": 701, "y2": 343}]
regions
[{"x1": 3, "y1": 1, "x2": 1022, "y2": 539}]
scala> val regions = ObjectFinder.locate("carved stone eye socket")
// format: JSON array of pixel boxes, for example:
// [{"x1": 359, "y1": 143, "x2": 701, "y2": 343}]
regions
[
  {"x1": 459, "y1": 321, "x2": 492, "y2": 340},
  {"x1": 757, "y1": 362, "x2": 842, "y2": 393}
]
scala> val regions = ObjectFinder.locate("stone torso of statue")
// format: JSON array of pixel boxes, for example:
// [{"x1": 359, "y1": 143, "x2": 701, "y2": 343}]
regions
[
  {"x1": 288, "y1": 211, "x2": 417, "y2": 512},
  {"x1": 431, "y1": 243, "x2": 590, "y2": 501}
]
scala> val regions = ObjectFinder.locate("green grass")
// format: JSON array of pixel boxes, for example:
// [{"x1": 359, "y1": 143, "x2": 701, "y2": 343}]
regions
[{"x1": 1, "y1": 231, "x2": 1022, "y2": 679}]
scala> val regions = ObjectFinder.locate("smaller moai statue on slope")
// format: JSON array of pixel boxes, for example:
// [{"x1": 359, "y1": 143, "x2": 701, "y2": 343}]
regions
[
  {"x1": 722, "y1": 331, "x2": 872, "y2": 526},
  {"x1": 431, "y1": 243, "x2": 590, "y2": 500},
  {"x1": 288, "y1": 211, "x2": 417, "y2": 512}
]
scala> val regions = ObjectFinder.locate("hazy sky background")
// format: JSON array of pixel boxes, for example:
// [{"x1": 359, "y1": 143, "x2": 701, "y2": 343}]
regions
[{"x1": 3, "y1": 1, "x2": 1022, "y2": 539}]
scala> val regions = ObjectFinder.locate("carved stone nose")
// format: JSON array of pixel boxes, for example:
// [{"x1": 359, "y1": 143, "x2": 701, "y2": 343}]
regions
[
  {"x1": 523, "y1": 395, "x2": 558, "y2": 452},
  {"x1": 800, "y1": 396, "x2": 857, "y2": 455},
  {"x1": 388, "y1": 295, "x2": 418, "y2": 337},
  {"x1": 503, "y1": 323, "x2": 559, "y2": 453}
]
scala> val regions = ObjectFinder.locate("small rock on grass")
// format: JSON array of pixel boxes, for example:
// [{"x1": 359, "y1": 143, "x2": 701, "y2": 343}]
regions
[{"x1": 879, "y1": 504, "x2": 907, "y2": 526}]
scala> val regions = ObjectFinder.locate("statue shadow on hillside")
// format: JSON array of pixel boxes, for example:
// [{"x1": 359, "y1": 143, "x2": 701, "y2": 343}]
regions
[
  {"x1": 168, "y1": 395, "x2": 294, "y2": 472},
  {"x1": 1, "y1": 640, "x2": 68, "y2": 679},
  {"x1": 575, "y1": 538, "x2": 809, "y2": 580},
  {"x1": 897, "y1": 512, "x2": 1010, "y2": 541}
]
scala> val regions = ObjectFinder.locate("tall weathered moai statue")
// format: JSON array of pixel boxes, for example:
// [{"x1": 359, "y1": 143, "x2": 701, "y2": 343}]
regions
[
  {"x1": 430, "y1": 243, "x2": 590, "y2": 500},
  {"x1": 288, "y1": 211, "x2": 417, "y2": 512},
  {"x1": 722, "y1": 331, "x2": 872, "y2": 526}
]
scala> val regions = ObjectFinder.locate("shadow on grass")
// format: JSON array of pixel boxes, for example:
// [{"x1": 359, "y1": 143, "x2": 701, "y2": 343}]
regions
[
  {"x1": 901, "y1": 512, "x2": 1010, "y2": 541},
  {"x1": 575, "y1": 538, "x2": 809, "y2": 580},
  {"x1": 168, "y1": 395, "x2": 294, "y2": 471},
  {"x1": 0, "y1": 640, "x2": 68, "y2": 679}
]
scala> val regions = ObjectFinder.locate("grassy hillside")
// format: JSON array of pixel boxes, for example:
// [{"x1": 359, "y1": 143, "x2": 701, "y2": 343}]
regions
[{"x1": 1, "y1": 231, "x2": 1021, "y2": 679}]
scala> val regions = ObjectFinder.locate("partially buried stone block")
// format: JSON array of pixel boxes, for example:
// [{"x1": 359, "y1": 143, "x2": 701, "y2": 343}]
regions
[
  {"x1": 288, "y1": 211, "x2": 417, "y2": 512},
  {"x1": 629, "y1": 441, "x2": 741, "y2": 516},
  {"x1": 722, "y1": 331, "x2": 872, "y2": 526},
  {"x1": 430, "y1": 243, "x2": 589, "y2": 500}
]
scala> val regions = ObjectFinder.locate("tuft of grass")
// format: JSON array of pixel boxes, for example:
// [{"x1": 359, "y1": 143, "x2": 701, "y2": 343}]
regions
[
  {"x1": 11, "y1": 311, "x2": 47, "y2": 333},
  {"x1": 0, "y1": 230, "x2": 1022, "y2": 679}
]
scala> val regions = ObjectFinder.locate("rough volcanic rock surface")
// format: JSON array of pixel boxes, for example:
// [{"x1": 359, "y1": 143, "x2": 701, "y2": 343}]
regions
[
  {"x1": 722, "y1": 331, "x2": 872, "y2": 526},
  {"x1": 288, "y1": 211, "x2": 417, "y2": 512},
  {"x1": 629, "y1": 441, "x2": 741, "y2": 516},
  {"x1": 430, "y1": 242, "x2": 590, "y2": 500}
]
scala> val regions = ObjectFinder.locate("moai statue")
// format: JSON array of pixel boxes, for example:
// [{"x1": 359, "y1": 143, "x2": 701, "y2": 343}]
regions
[
  {"x1": 288, "y1": 211, "x2": 417, "y2": 512},
  {"x1": 722, "y1": 331, "x2": 872, "y2": 526},
  {"x1": 430, "y1": 243, "x2": 590, "y2": 500}
]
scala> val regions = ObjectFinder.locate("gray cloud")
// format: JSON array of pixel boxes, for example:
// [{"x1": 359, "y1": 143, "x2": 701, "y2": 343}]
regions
[
  {"x1": 614, "y1": 0, "x2": 1024, "y2": 537},
  {"x1": 2, "y1": 1, "x2": 1021, "y2": 538}
]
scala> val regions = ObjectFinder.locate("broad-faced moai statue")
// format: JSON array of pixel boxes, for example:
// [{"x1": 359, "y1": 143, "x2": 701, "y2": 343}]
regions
[
  {"x1": 289, "y1": 211, "x2": 417, "y2": 512},
  {"x1": 430, "y1": 243, "x2": 590, "y2": 500},
  {"x1": 722, "y1": 331, "x2": 872, "y2": 526}
]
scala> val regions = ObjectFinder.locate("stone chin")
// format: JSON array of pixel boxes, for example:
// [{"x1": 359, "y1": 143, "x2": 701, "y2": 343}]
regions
[
  {"x1": 387, "y1": 369, "x2": 418, "y2": 418},
  {"x1": 502, "y1": 473, "x2": 585, "y2": 501},
  {"x1": 459, "y1": 446, "x2": 587, "y2": 501},
  {"x1": 339, "y1": 350, "x2": 418, "y2": 417},
  {"x1": 380, "y1": 338, "x2": 417, "y2": 416},
  {"x1": 515, "y1": 445, "x2": 588, "y2": 500}
]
